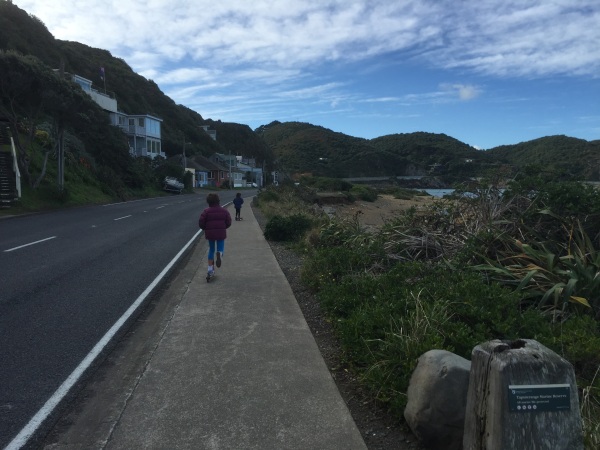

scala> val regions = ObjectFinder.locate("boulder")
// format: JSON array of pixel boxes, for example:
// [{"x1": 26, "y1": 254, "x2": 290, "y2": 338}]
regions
[{"x1": 404, "y1": 349, "x2": 471, "y2": 450}]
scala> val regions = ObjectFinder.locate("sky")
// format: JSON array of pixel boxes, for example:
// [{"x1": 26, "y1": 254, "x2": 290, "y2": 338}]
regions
[{"x1": 11, "y1": 0, "x2": 600, "y2": 149}]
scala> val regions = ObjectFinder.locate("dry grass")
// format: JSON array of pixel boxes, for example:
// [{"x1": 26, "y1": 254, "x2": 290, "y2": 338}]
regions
[{"x1": 332, "y1": 194, "x2": 437, "y2": 230}]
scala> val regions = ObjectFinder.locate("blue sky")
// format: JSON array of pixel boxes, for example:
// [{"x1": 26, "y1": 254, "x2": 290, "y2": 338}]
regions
[{"x1": 12, "y1": 0, "x2": 600, "y2": 149}]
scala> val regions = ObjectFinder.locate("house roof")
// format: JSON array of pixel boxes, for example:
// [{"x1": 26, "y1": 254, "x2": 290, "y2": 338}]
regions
[{"x1": 191, "y1": 154, "x2": 229, "y2": 171}]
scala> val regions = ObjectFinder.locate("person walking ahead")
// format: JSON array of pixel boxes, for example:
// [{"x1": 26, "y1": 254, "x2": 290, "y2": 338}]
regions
[
  {"x1": 198, "y1": 193, "x2": 232, "y2": 278},
  {"x1": 233, "y1": 192, "x2": 244, "y2": 221}
]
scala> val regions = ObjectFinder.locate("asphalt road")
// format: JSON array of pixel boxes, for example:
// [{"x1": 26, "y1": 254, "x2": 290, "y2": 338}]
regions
[{"x1": 0, "y1": 190, "x2": 246, "y2": 449}]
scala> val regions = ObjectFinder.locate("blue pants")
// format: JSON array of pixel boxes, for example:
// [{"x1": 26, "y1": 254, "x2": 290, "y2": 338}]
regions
[{"x1": 208, "y1": 240, "x2": 224, "y2": 260}]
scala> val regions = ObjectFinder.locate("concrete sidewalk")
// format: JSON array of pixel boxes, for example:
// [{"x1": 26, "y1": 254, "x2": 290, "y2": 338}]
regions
[{"x1": 46, "y1": 202, "x2": 366, "y2": 449}]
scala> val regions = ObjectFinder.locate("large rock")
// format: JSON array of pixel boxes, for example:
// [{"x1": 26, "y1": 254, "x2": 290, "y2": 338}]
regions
[{"x1": 404, "y1": 350, "x2": 471, "y2": 450}]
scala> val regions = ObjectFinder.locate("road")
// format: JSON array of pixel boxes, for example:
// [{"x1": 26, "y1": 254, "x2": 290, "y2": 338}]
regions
[{"x1": 0, "y1": 190, "x2": 246, "y2": 449}]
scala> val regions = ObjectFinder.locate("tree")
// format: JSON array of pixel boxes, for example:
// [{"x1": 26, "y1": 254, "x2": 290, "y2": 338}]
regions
[{"x1": 0, "y1": 50, "x2": 53, "y2": 186}]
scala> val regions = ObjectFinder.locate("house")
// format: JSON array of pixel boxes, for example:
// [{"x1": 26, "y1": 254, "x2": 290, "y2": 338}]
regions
[
  {"x1": 200, "y1": 125, "x2": 217, "y2": 141},
  {"x1": 210, "y1": 152, "x2": 237, "y2": 168},
  {"x1": 112, "y1": 113, "x2": 164, "y2": 159},
  {"x1": 236, "y1": 160, "x2": 263, "y2": 187},
  {"x1": 66, "y1": 72, "x2": 165, "y2": 160},
  {"x1": 71, "y1": 74, "x2": 118, "y2": 113},
  {"x1": 211, "y1": 153, "x2": 263, "y2": 188},
  {"x1": 210, "y1": 153, "x2": 264, "y2": 187},
  {"x1": 187, "y1": 154, "x2": 230, "y2": 188}
]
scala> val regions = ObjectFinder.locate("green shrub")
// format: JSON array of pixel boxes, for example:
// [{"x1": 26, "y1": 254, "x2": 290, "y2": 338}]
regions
[
  {"x1": 350, "y1": 185, "x2": 378, "y2": 202},
  {"x1": 264, "y1": 214, "x2": 313, "y2": 241},
  {"x1": 313, "y1": 262, "x2": 553, "y2": 416},
  {"x1": 393, "y1": 188, "x2": 421, "y2": 200},
  {"x1": 305, "y1": 176, "x2": 352, "y2": 192},
  {"x1": 258, "y1": 189, "x2": 280, "y2": 203},
  {"x1": 314, "y1": 215, "x2": 373, "y2": 248},
  {"x1": 301, "y1": 240, "x2": 386, "y2": 291},
  {"x1": 546, "y1": 315, "x2": 600, "y2": 386}
]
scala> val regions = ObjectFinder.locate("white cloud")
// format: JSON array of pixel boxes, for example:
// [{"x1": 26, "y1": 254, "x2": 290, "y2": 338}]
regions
[
  {"x1": 16, "y1": 0, "x2": 599, "y2": 79},
  {"x1": 439, "y1": 84, "x2": 482, "y2": 101}
]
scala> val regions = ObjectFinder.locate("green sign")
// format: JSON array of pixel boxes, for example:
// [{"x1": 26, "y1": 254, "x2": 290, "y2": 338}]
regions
[{"x1": 508, "y1": 384, "x2": 570, "y2": 412}]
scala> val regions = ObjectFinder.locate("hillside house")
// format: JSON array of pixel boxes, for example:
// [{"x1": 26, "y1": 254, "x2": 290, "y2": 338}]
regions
[
  {"x1": 200, "y1": 125, "x2": 217, "y2": 141},
  {"x1": 112, "y1": 113, "x2": 164, "y2": 159},
  {"x1": 66, "y1": 72, "x2": 165, "y2": 160}
]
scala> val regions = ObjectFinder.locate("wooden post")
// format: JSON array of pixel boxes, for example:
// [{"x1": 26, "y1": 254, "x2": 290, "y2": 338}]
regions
[{"x1": 463, "y1": 339, "x2": 583, "y2": 450}]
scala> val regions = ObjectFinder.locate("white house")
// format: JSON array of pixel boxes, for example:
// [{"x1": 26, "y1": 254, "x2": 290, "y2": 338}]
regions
[{"x1": 67, "y1": 72, "x2": 165, "y2": 160}]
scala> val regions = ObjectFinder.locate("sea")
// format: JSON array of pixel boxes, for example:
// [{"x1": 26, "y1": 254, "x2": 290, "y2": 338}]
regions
[{"x1": 421, "y1": 188, "x2": 455, "y2": 197}]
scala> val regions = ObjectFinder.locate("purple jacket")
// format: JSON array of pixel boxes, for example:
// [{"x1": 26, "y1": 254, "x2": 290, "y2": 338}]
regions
[{"x1": 199, "y1": 206, "x2": 232, "y2": 240}]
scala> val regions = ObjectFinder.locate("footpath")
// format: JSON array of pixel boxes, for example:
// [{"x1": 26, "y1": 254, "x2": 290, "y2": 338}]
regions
[{"x1": 43, "y1": 202, "x2": 366, "y2": 449}]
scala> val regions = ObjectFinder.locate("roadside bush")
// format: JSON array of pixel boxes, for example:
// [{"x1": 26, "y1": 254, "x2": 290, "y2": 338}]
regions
[
  {"x1": 313, "y1": 213, "x2": 373, "y2": 248},
  {"x1": 301, "y1": 243, "x2": 385, "y2": 291},
  {"x1": 546, "y1": 315, "x2": 600, "y2": 387},
  {"x1": 258, "y1": 189, "x2": 280, "y2": 203},
  {"x1": 314, "y1": 262, "x2": 553, "y2": 416},
  {"x1": 264, "y1": 214, "x2": 313, "y2": 241}
]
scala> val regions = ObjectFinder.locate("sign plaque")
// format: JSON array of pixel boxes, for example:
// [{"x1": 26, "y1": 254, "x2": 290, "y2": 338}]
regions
[{"x1": 508, "y1": 384, "x2": 571, "y2": 412}]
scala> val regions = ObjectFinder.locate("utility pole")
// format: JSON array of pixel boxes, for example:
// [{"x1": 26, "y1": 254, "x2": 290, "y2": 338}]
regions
[{"x1": 229, "y1": 150, "x2": 232, "y2": 189}]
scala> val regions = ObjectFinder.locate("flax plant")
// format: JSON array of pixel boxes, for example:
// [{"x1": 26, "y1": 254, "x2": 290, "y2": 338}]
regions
[{"x1": 472, "y1": 218, "x2": 599, "y2": 319}]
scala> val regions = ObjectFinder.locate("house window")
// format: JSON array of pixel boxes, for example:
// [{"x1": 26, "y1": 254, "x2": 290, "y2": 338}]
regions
[
  {"x1": 146, "y1": 119, "x2": 160, "y2": 136},
  {"x1": 138, "y1": 118, "x2": 145, "y2": 127},
  {"x1": 129, "y1": 118, "x2": 135, "y2": 126},
  {"x1": 208, "y1": 171, "x2": 214, "y2": 180}
]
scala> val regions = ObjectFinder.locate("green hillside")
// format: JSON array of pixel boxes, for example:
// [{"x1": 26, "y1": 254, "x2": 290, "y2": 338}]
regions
[
  {"x1": 370, "y1": 132, "x2": 492, "y2": 178},
  {"x1": 256, "y1": 121, "x2": 379, "y2": 177},
  {"x1": 257, "y1": 121, "x2": 497, "y2": 181},
  {"x1": 258, "y1": 119, "x2": 600, "y2": 181},
  {"x1": 487, "y1": 135, "x2": 600, "y2": 180}
]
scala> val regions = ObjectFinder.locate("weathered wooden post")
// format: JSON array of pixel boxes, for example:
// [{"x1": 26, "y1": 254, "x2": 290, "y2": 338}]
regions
[{"x1": 463, "y1": 339, "x2": 583, "y2": 450}]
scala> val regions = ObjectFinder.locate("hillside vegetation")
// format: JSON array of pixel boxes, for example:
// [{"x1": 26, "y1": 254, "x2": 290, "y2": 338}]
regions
[
  {"x1": 487, "y1": 135, "x2": 600, "y2": 181},
  {"x1": 258, "y1": 121, "x2": 599, "y2": 183}
]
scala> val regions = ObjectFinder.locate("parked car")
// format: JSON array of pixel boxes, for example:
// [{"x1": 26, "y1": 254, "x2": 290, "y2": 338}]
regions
[{"x1": 163, "y1": 176, "x2": 184, "y2": 193}]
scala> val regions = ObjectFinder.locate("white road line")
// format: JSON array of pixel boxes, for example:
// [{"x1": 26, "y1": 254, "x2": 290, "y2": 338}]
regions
[
  {"x1": 5, "y1": 229, "x2": 204, "y2": 450},
  {"x1": 114, "y1": 215, "x2": 132, "y2": 221},
  {"x1": 156, "y1": 206, "x2": 165, "y2": 209},
  {"x1": 4, "y1": 236, "x2": 57, "y2": 253}
]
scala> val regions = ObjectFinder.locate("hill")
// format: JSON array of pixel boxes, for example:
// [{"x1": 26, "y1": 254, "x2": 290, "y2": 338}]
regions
[
  {"x1": 486, "y1": 135, "x2": 600, "y2": 180},
  {"x1": 257, "y1": 121, "x2": 493, "y2": 181},
  {"x1": 257, "y1": 120, "x2": 600, "y2": 182}
]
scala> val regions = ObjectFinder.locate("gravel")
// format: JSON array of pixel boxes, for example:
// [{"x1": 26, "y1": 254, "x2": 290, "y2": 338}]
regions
[{"x1": 252, "y1": 203, "x2": 422, "y2": 450}]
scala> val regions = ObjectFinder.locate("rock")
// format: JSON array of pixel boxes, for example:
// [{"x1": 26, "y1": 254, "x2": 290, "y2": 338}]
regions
[{"x1": 404, "y1": 350, "x2": 471, "y2": 450}]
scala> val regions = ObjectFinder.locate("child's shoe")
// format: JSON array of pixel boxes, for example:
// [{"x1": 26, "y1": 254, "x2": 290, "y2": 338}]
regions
[{"x1": 216, "y1": 252, "x2": 222, "y2": 268}]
